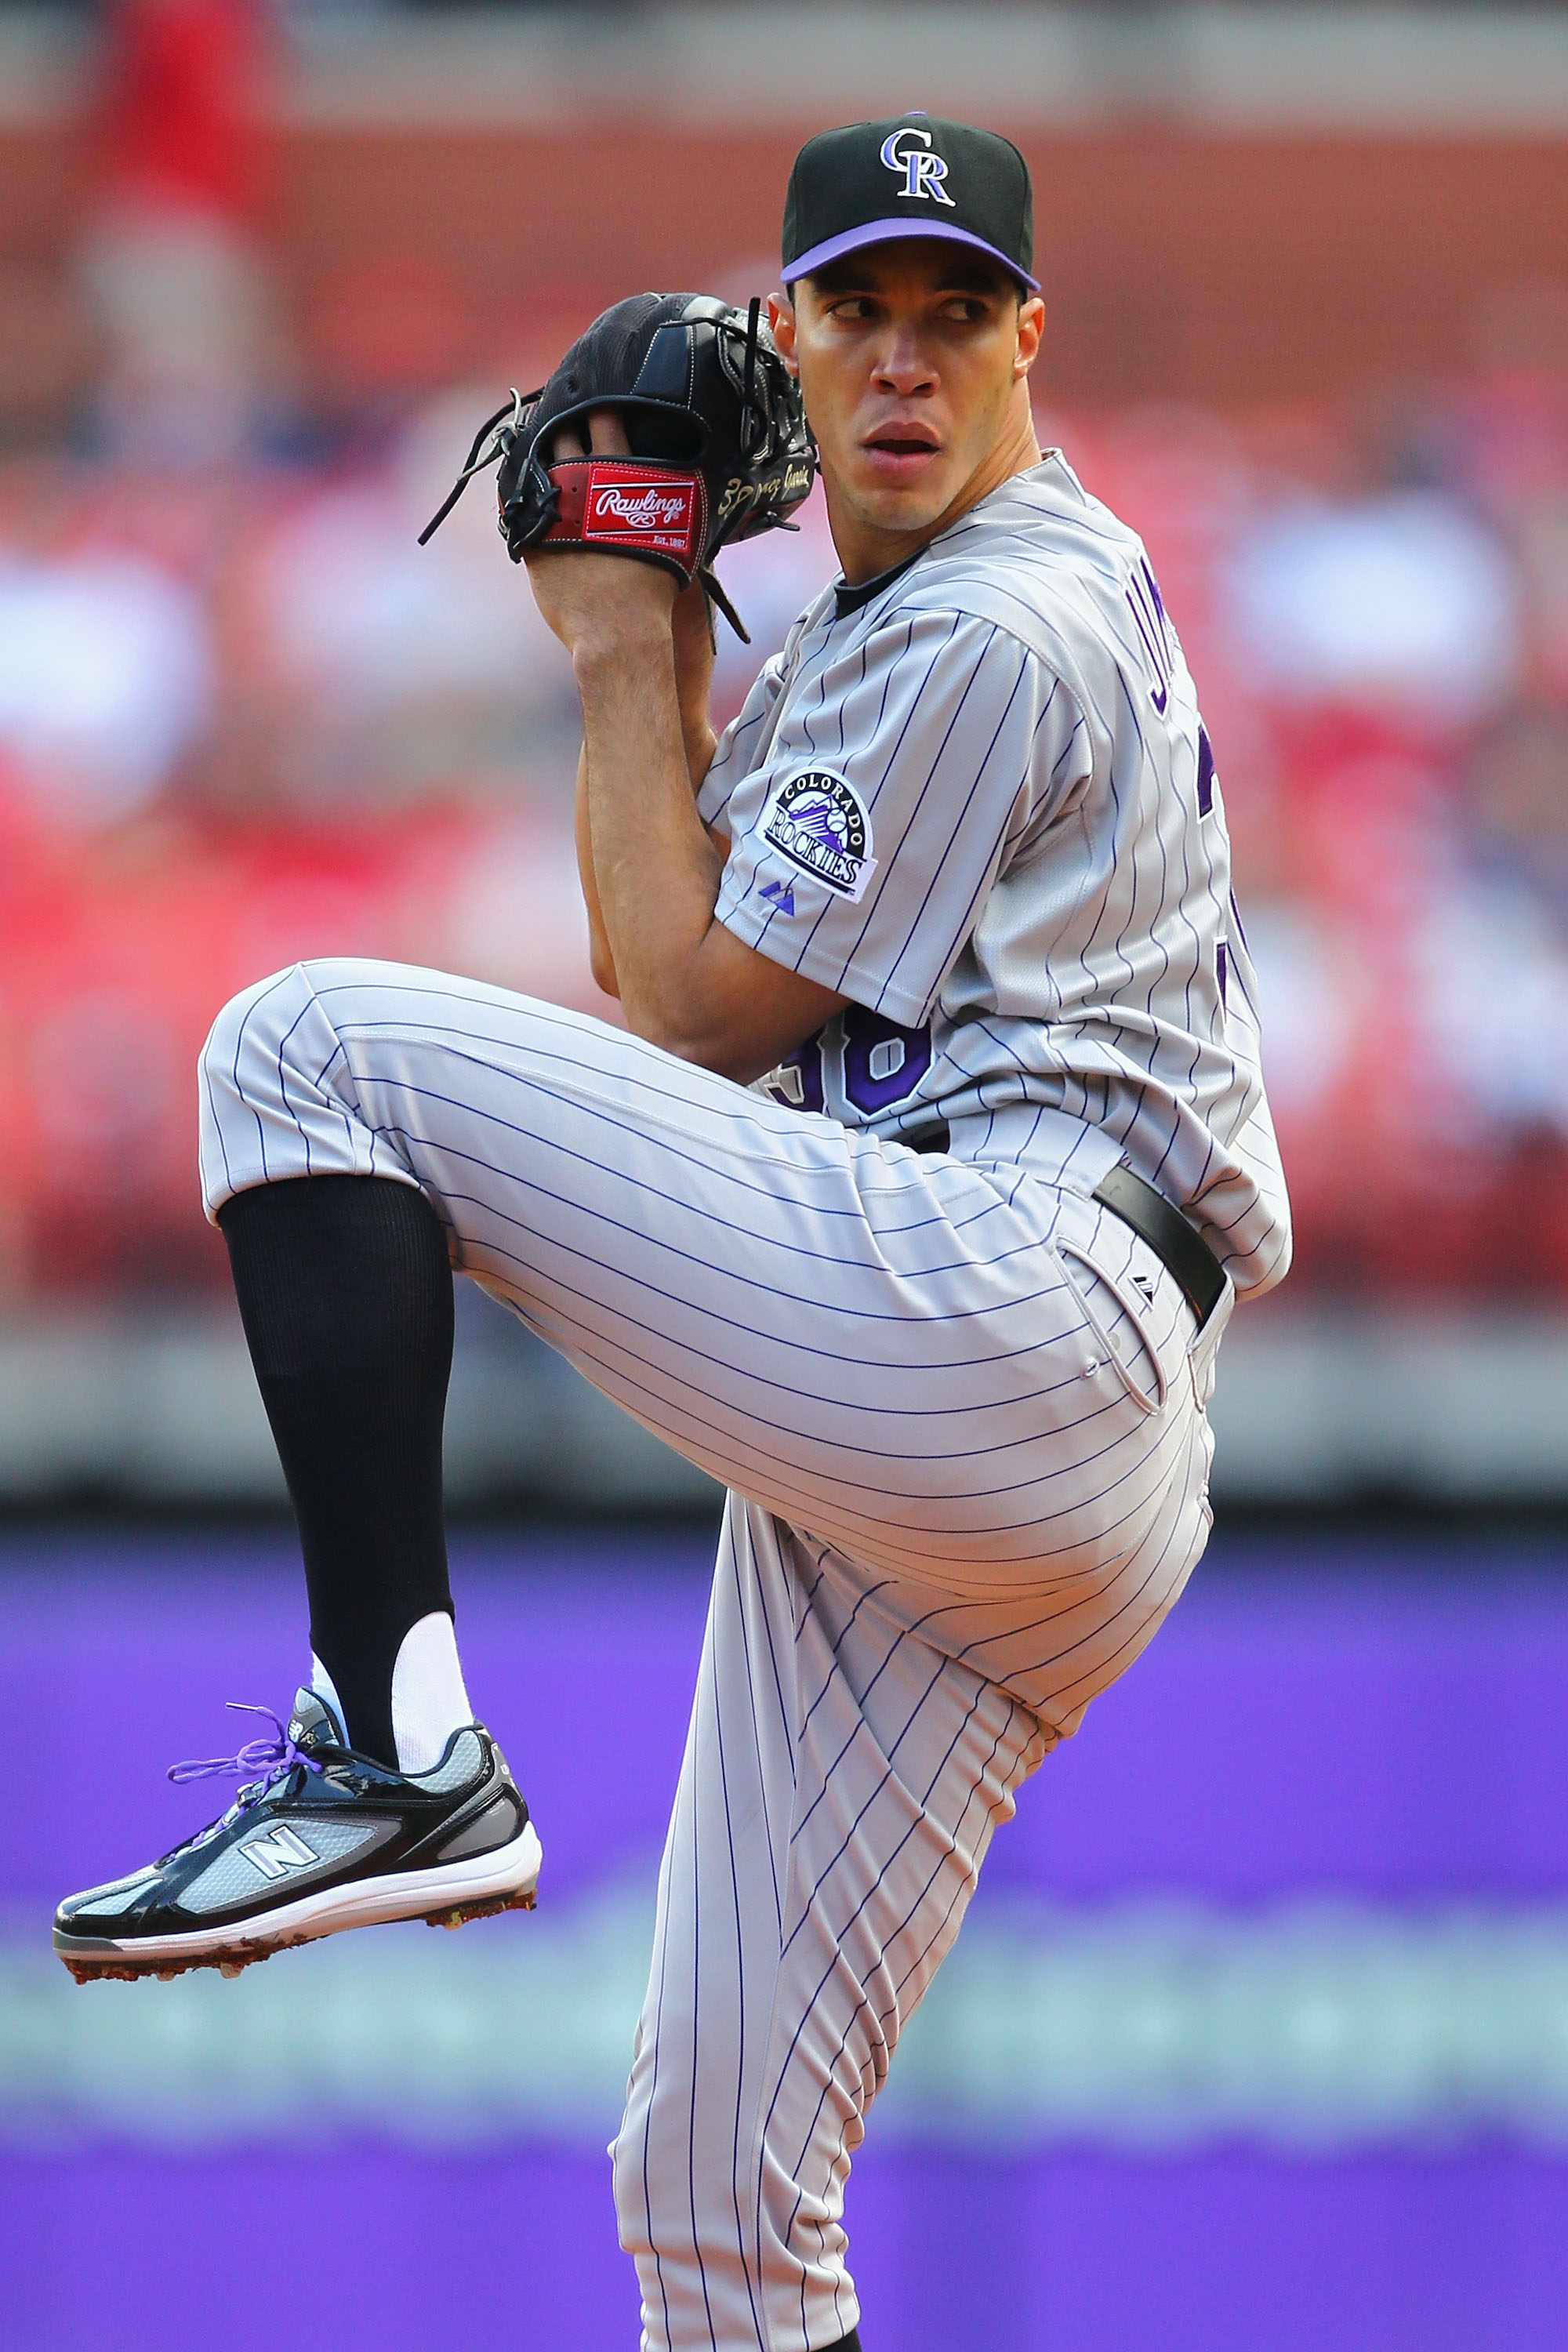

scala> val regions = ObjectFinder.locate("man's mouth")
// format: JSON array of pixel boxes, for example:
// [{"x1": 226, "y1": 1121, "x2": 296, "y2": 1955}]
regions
[{"x1": 860, "y1": 420, "x2": 943, "y2": 486}]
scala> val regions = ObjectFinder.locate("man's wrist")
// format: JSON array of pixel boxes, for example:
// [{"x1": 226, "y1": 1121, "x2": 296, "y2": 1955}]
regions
[{"x1": 571, "y1": 617, "x2": 673, "y2": 691}]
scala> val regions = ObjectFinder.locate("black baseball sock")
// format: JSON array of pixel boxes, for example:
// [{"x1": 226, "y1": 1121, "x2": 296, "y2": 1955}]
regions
[{"x1": 217, "y1": 1175, "x2": 456, "y2": 1769}]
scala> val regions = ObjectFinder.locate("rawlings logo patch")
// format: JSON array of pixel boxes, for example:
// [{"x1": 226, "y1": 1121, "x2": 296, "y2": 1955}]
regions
[
  {"x1": 761, "y1": 769, "x2": 877, "y2": 902},
  {"x1": 581, "y1": 464, "x2": 701, "y2": 561},
  {"x1": 591, "y1": 485, "x2": 689, "y2": 531}
]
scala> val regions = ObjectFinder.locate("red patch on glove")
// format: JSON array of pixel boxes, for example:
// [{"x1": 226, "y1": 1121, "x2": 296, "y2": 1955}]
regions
[{"x1": 580, "y1": 463, "x2": 700, "y2": 564}]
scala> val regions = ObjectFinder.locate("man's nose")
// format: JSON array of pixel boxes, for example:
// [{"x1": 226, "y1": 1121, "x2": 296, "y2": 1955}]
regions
[{"x1": 872, "y1": 330, "x2": 935, "y2": 396}]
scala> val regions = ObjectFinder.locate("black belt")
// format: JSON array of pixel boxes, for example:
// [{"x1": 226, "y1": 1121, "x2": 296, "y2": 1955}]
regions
[
  {"x1": 1090, "y1": 1162, "x2": 1226, "y2": 1330},
  {"x1": 906, "y1": 1123, "x2": 1226, "y2": 1331}
]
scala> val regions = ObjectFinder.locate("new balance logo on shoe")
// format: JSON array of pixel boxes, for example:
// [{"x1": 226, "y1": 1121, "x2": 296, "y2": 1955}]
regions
[{"x1": 239, "y1": 1825, "x2": 318, "y2": 1881}]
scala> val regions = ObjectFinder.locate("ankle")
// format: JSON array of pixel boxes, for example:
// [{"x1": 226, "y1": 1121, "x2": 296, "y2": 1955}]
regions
[{"x1": 390, "y1": 1610, "x2": 474, "y2": 1773}]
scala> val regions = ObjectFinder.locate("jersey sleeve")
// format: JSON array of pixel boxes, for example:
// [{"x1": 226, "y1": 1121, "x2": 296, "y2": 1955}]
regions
[
  {"x1": 712, "y1": 608, "x2": 1088, "y2": 1027},
  {"x1": 696, "y1": 651, "x2": 789, "y2": 835}
]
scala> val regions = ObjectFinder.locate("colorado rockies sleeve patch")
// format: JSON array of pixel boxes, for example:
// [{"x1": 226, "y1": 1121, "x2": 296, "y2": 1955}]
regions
[{"x1": 760, "y1": 769, "x2": 877, "y2": 903}]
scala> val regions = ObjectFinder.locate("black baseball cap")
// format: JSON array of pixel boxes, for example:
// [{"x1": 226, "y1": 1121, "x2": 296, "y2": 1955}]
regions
[{"x1": 782, "y1": 114, "x2": 1038, "y2": 295}]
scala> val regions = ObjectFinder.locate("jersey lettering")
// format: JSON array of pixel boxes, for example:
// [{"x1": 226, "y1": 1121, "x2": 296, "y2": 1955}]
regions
[
  {"x1": 1126, "y1": 558, "x2": 1175, "y2": 713},
  {"x1": 1229, "y1": 887, "x2": 1249, "y2": 953}
]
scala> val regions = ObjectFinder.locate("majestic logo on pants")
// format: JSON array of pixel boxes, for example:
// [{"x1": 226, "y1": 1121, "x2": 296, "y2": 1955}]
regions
[
  {"x1": 880, "y1": 126, "x2": 956, "y2": 207},
  {"x1": 239, "y1": 1825, "x2": 318, "y2": 1882},
  {"x1": 761, "y1": 770, "x2": 877, "y2": 902}
]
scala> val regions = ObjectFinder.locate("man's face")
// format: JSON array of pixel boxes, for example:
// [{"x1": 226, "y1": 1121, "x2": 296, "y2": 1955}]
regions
[{"x1": 770, "y1": 242, "x2": 1044, "y2": 550}]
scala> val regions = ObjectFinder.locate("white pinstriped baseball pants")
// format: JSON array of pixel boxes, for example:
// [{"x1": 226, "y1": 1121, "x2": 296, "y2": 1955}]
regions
[{"x1": 199, "y1": 959, "x2": 1229, "y2": 2352}]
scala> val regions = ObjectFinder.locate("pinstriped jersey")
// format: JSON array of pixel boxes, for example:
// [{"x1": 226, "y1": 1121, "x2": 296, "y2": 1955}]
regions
[{"x1": 699, "y1": 452, "x2": 1290, "y2": 1298}]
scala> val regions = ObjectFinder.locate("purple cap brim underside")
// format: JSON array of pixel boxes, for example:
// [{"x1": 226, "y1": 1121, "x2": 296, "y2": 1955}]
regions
[{"x1": 781, "y1": 217, "x2": 1040, "y2": 293}]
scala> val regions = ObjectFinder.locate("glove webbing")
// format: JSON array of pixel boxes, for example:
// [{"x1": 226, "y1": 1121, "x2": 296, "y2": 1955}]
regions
[
  {"x1": 416, "y1": 387, "x2": 535, "y2": 546},
  {"x1": 416, "y1": 297, "x2": 777, "y2": 642},
  {"x1": 418, "y1": 395, "x2": 752, "y2": 640}
]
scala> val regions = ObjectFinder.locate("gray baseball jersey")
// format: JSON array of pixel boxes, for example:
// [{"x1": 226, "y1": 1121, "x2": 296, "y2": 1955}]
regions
[{"x1": 700, "y1": 450, "x2": 1290, "y2": 1297}]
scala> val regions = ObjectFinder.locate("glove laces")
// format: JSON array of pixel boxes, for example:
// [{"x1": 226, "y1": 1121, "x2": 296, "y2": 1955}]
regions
[{"x1": 417, "y1": 385, "x2": 540, "y2": 545}]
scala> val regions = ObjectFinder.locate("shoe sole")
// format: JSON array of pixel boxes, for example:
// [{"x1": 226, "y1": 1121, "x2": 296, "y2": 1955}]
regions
[{"x1": 56, "y1": 1819, "x2": 543, "y2": 1985}]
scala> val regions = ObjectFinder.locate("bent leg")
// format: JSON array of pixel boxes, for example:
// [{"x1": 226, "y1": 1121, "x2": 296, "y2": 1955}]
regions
[
  {"x1": 201, "y1": 960, "x2": 1207, "y2": 1645},
  {"x1": 612, "y1": 1497, "x2": 1048, "y2": 2352}
]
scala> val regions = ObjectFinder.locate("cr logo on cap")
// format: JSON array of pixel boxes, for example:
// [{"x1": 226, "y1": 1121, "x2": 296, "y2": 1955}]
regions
[{"x1": 880, "y1": 126, "x2": 956, "y2": 209}]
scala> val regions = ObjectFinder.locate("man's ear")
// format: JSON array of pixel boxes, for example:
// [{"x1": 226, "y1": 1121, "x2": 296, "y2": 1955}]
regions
[
  {"x1": 1014, "y1": 294, "x2": 1046, "y2": 380},
  {"x1": 768, "y1": 290, "x2": 799, "y2": 378}
]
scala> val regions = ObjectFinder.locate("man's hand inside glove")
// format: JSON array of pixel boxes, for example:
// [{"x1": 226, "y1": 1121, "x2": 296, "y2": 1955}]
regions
[
  {"x1": 419, "y1": 292, "x2": 815, "y2": 646},
  {"x1": 527, "y1": 405, "x2": 718, "y2": 780}
]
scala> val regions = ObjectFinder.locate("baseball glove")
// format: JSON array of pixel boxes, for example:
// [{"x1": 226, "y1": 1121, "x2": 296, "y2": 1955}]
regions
[{"x1": 419, "y1": 292, "x2": 815, "y2": 641}]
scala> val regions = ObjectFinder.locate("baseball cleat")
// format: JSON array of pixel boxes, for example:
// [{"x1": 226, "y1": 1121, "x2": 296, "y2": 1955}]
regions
[{"x1": 54, "y1": 1689, "x2": 541, "y2": 1985}]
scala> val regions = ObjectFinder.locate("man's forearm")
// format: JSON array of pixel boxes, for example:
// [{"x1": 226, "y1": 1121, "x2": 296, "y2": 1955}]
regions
[
  {"x1": 536, "y1": 550, "x2": 840, "y2": 1082},
  {"x1": 575, "y1": 620, "x2": 732, "y2": 1062},
  {"x1": 573, "y1": 745, "x2": 619, "y2": 999},
  {"x1": 670, "y1": 578, "x2": 720, "y2": 795},
  {"x1": 572, "y1": 578, "x2": 719, "y2": 1005}
]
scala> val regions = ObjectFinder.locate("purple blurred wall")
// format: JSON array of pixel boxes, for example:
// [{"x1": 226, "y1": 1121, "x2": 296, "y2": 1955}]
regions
[{"x1": 5, "y1": 1526, "x2": 1567, "y2": 2350}]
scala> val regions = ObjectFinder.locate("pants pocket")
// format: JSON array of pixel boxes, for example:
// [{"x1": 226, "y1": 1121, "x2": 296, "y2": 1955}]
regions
[{"x1": 1055, "y1": 1238, "x2": 1175, "y2": 1416}]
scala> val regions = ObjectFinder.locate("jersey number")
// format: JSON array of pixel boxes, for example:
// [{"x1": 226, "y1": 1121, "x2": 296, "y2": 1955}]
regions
[
  {"x1": 841, "y1": 1006, "x2": 934, "y2": 1113},
  {"x1": 763, "y1": 1008, "x2": 933, "y2": 1118}
]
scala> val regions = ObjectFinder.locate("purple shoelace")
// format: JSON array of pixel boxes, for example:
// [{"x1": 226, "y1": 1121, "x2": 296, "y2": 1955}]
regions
[{"x1": 167, "y1": 1701, "x2": 325, "y2": 1788}]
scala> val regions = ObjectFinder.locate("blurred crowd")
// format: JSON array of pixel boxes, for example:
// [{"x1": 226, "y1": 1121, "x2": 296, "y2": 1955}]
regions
[
  {"x1": 1, "y1": 0, "x2": 1566, "y2": 1302},
  {"x1": 4, "y1": 359, "x2": 1566, "y2": 1300}
]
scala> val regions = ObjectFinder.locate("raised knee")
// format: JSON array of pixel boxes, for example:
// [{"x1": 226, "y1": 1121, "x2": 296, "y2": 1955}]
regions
[
  {"x1": 200, "y1": 964, "x2": 309, "y2": 1094},
  {"x1": 198, "y1": 962, "x2": 344, "y2": 1218}
]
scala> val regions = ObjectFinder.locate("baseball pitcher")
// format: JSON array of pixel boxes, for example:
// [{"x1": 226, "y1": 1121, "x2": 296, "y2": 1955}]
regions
[{"x1": 57, "y1": 116, "x2": 1290, "y2": 2352}]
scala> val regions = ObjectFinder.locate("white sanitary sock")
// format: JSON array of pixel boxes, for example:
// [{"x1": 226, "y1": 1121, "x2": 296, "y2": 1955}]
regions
[{"x1": 389, "y1": 1610, "x2": 475, "y2": 1775}]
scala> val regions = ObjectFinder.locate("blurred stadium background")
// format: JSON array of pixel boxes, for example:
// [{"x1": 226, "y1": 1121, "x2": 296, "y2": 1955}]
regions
[{"x1": 2, "y1": 2, "x2": 1567, "y2": 2346}]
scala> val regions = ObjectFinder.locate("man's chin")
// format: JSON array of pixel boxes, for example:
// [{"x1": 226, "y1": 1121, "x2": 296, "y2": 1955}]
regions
[{"x1": 843, "y1": 478, "x2": 954, "y2": 543}]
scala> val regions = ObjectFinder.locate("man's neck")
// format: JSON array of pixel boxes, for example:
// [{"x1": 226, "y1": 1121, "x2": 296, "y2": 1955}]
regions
[{"x1": 829, "y1": 411, "x2": 1043, "y2": 586}]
